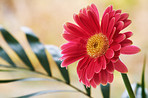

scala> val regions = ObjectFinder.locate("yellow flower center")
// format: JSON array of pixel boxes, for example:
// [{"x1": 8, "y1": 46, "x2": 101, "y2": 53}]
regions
[{"x1": 86, "y1": 33, "x2": 109, "y2": 58}]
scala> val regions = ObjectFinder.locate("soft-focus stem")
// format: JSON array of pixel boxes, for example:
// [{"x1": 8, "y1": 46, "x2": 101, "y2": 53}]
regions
[
  {"x1": 141, "y1": 55, "x2": 146, "y2": 98},
  {"x1": 1, "y1": 65, "x2": 92, "y2": 98},
  {"x1": 121, "y1": 73, "x2": 135, "y2": 98},
  {"x1": 51, "y1": 76, "x2": 92, "y2": 98}
]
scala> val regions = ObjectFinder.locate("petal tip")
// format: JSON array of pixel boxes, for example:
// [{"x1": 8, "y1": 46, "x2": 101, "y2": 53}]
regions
[{"x1": 121, "y1": 69, "x2": 128, "y2": 73}]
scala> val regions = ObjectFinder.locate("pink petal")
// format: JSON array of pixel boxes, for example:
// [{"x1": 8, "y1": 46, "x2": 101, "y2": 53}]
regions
[
  {"x1": 80, "y1": 69, "x2": 88, "y2": 85},
  {"x1": 77, "y1": 57, "x2": 89, "y2": 79},
  {"x1": 79, "y1": 13, "x2": 95, "y2": 33},
  {"x1": 116, "y1": 9, "x2": 122, "y2": 14},
  {"x1": 109, "y1": 10, "x2": 116, "y2": 18},
  {"x1": 120, "y1": 39, "x2": 133, "y2": 47},
  {"x1": 78, "y1": 58, "x2": 90, "y2": 83},
  {"x1": 121, "y1": 45, "x2": 140, "y2": 55},
  {"x1": 64, "y1": 23, "x2": 85, "y2": 37},
  {"x1": 87, "y1": 10, "x2": 100, "y2": 33},
  {"x1": 115, "y1": 13, "x2": 121, "y2": 23},
  {"x1": 120, "y1": 13, "x2": 129, "y2": 21},
  {"x1": 116, "y1": 21, "x2": 124, "y2": 31},
  {"x1": 73, "y1": 14, "x2": 91, "y2": 36},
  {"x1": 107, "y1": 17, "x2": 115, "y2": 37},
  {"x1": 61, "y1": 42, "x2": 76, "y2": 50},
  {"x1": 80, "y1": 8, "x2": 87, "y2": 15},
  {"x1": 110, "y1": 43, "x2": 121, "y2": 51},
  {"x1": 103, "y1": 5, "x2": 112, "y2": 17},
  {"x1": 111, "y1": 57, "x2": 119, "y2": 63},
  {"x1": 114, "y1": 34, "x2": 126, "y2": 43},
  {"x1": 94, "y1": 57, "x2": 102, "y2": 73},
  {"x1": 90, "y1": 79, "x2": 97, "y2": 88},
  {"x1": 109, "y1": 39, "x2": 113, "y2": 45},
  {"x1": 106, "y1": 58, "x2": 110, "y2": 64},
  {"x1": 61, "y1": 45, "x2": 85, "y2": 54},
  {"x1": 63, "y1": 32, "x2": 78, "y2": 42},
  {"x1": 114, "y1": 51, "x2": 120, "y2": 57},
  {"x1": 85, "y1": 74, "x2": 90, "y2": 87},
  {"x1": 77, "y1": 57, "x2": 89, "y2": 71},
  {"x1": 91, "y1": 4, "x2": 100, "y2": 22},
  {"x1": 65, "y1": 22, "x2": 81, "y2": 33},
  {"x1": 106, "y1": 62, "x2": 114, "y2": 74},
  {"x1": 101, "y1": 56, "x2": 107, "y2": 69},
  {"x1": 123, "y1": 19, "x2": 131, "y2": 29},
  {"x1": 61, "y1": 40, "x2": 86, "y2": 50},
  {"x1": 102, "y1": 13, "x2": 109, "y2": 34},
  {"x1": 107, "y1": 73, "x2": 114, "y2": 83},
  {"x1": 87, "y1": 6, "x2": 101, "y2": 32},
  {"x1": 109, "y1": 27, "x2": 116, "y2": 40},
  {"x1": 77, "y1": 69, "x2": 83, "y2": 79},
  {"x1": 93, "y1": 73, "x2": 100, "y2": 85},
  {"x1": 100, "y1": 70, "x2": 108, "y2": 85},
  {"x1": 109, "y1": 5, "x2": 113, "y2": 11},
  {"x1": 61, "y1": 55, "x2": 84, "y2": 67},
  {"x1": 86, "y1": 59, "x2": 95, "y2": 80},
  {"x1": 61, "y1": 52, "x2": 86, "y2": 60},
  {"x1": 61, "y1": 44, "x2": 86, "y2": 59},
  {"x1": 114, "y1": 59, "x2": 128, "y2": 73},
  {"x1": 123, "y1": 31, "x2": 133, "y2": 38},
  {"x1": 105, "y1": 49, "x2": 114, "y2": 59}
]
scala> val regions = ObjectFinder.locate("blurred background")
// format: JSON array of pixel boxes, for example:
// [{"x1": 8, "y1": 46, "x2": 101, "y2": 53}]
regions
[{"x1": 0, "y1": 0, "x2": 148, "y2": 97}]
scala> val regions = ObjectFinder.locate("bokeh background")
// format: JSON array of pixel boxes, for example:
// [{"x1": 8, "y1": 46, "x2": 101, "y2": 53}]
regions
[{"x1": 0, "y1": 0, "x2": 148, "y2": 98}]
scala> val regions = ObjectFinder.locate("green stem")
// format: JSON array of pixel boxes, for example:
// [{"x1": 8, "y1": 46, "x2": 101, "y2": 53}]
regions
[
  {"x1": 141, "y1": 55, "x2": 146, "y2": 98},
  {"x1": 121, "y1": 73, "x2": 135, "y2": 98}
]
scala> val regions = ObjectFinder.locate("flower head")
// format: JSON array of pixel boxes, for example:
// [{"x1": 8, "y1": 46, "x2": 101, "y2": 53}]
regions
[{"x1": 61, "y1": 4, "x2": 140, "y2": 88}]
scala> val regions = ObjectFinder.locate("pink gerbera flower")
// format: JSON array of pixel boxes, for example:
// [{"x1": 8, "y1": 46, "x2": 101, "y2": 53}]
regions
[{"x1": 61, "y1": 4, "x2": 140, "y2": 88}]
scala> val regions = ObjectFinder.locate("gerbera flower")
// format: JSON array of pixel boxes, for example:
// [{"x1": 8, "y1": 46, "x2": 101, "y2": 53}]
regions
[{"x1": 61, "y1": 4, "x2": 140, "y2": 88}]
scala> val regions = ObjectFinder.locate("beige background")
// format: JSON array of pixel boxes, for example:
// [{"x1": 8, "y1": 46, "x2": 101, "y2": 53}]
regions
[{"x1": 0, "y1": 0, "x2": 148, "y2": 98}]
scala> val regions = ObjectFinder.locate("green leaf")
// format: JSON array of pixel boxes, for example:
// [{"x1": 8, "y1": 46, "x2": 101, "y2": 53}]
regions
[
  {"x1": 0, "y1": 47, "x2": 16, "y2": 67},
  {"x1": 21, "y1": 27, "x2": 52, "y2": 76},
  {"x1": 17, "y1": 90, "x2": 76, "y2": 98},
  {"x1": 100, "y1": 83, "x2": 110, "y2": 98},
  {"x1": 84, "y1": 85, "x2": 91, "y2": 96},
  {"x1": 45, "y1": 45, "x2": 70, "y2": 84},
  {"x1": 141, "y1": 55, "x2": 146, "y2": 98},
  {"x1": 0, "y1": 77, "x2": 55, "y2": 83},
  {"x1": 0, "y1": 26, "x2": 34, "y2": 70}
]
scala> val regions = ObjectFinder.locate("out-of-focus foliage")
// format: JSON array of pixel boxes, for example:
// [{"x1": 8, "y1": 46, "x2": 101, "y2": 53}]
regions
[{"x1": 0, "y1": 26, "x2": 94, "y2": 98}]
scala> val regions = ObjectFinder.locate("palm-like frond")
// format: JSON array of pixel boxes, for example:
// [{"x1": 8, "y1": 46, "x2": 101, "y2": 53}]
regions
[{"x1": 0, "y1": 26, "x2": 91, "y2": 97}]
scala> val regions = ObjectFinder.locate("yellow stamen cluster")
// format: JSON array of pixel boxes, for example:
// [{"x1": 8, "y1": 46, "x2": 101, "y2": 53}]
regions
[{"x1": 86, "y1": 33, "x2": 109, "y2": 58}]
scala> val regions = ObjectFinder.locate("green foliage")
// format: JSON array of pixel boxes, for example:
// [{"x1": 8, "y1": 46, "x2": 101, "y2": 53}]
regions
[
  {"x1": 17, "y1": 90, "x2": 76, "y2": 98},
  {"x1": 21, "y1": 27, "x2": 52, "y2": 76},
  {"x1": 0, "y1": 27, "x2": 34, "y2": 70},
  {"x1": 45, "y1": 45, "x2": 70, "y2": 84},
  {"x1": 0, "y1": 47, "x2": 16, "y2": 67},
  {"x1": 0, "y1": 26, "x2": 91, "y2": 97},
  {"x1": 0, "y1": 77, "x2": 54, "y2": 83}
]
